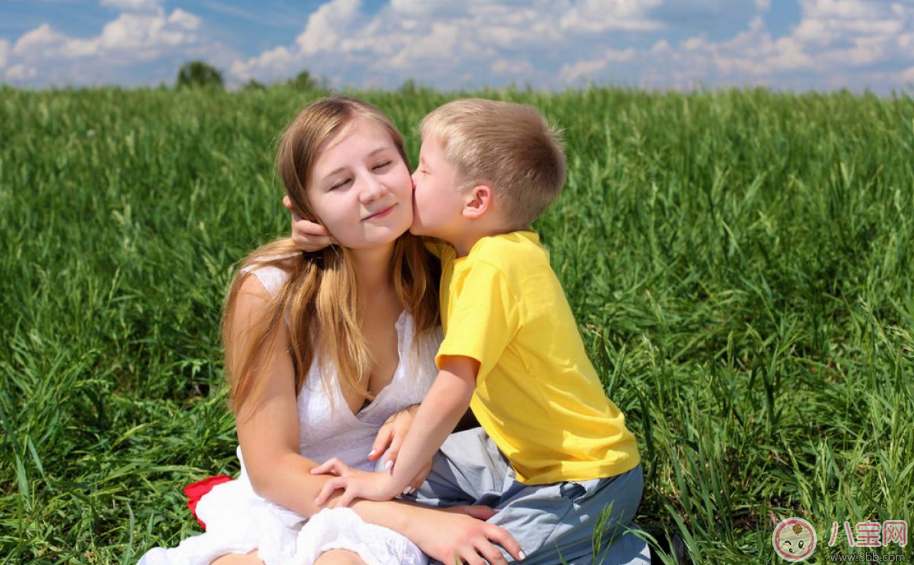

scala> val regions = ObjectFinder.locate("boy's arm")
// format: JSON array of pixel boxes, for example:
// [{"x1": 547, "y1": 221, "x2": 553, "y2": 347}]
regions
[
  {"x1": 388, "y1": 355, "x2": 479, "y2": 488},
  {"x1": 312, "y1": 355, "x2": 478, "y2": 506}
]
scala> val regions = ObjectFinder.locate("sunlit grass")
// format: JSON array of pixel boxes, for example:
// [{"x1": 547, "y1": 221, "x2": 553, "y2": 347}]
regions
[{"x1": 1, "y1": 85, "x2": 912, "y2": 564}]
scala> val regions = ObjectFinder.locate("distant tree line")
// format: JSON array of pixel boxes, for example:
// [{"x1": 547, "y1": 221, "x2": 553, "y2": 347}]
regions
[{"x1": 175, "y1": 60, "x2": 325, "y2": 91}]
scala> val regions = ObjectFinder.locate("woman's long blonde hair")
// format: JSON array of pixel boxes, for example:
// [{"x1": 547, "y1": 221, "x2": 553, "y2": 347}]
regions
[{"x1": 222, "y1": 96, "x2": 440, "y2": 415}]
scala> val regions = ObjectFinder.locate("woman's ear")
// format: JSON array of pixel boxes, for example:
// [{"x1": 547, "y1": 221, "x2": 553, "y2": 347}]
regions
[{"x1": 462, "y1": 184, "x2": 493, "y2": 219}]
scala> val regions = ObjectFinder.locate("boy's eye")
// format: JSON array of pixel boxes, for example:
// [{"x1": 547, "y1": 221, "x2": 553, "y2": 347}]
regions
[{"x1": 372, "y1": 161, "x2": 392, "y2": 171}]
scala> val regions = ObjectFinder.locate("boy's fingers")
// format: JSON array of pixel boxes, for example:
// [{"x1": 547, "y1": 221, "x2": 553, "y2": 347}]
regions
[
  {"x1": 310, "y1": 461, "x2": 331, "y2": 475},
  {"x1": 293, "y1": 219, "x2": 329, "y2": 237},
  {"x1": 292, "y1": 235, "x2": 332, "y2": 253},
  {"x1": 338, "y1": 490, "x2": 356, "y2": 508},
  {"x1": 486, "y1": 526, "x2": 525, "y2": 561},
  {"x1": 310, "y1": 459, "x2": 338, "y2": 475},
  {"x1": 314, "y1": 478, "x2": 343, "y2": 506},
  {"x1": 311, "y1": 458, "x2": 348, "y2": 476}
]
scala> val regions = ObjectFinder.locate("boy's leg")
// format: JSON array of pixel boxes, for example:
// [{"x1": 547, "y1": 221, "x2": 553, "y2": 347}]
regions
[
  {"x1": 404, "y1": 428, "x2": 650, "y2": 564},
  {"x1": 486, "y1": 466, "x2": 650, "y2": 565},
  {"x1": 403, "y1": 427, "x2": 519, "y2": 508}
]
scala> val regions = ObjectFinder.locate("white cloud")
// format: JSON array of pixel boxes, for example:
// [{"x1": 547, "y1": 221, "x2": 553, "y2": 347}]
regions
[
  {"x1": 558, "y1": 47, "x2": 636, "y2": 83},
  {"x1": 552, "y1": 0, "x2": 913, "y2": 92},
  {"x1": 4, "y1": 7, "x2": 227, "y2": 86},
  {"x1": 901, "y1": 65, "x2": 914, "y2": 82},
  {"x1": 13, "y1": 24, "x2": 68, "y2": 56},
  {"x1": 100, "y1": 0, "x2": 164, "y2": 12},
  {"x1": 559, "y1": 58, "x2": 607, "y2": 82},
  {"x1": 5, "y1": 64, "x2": 36, "y2": 81},
  {"x1": 296, "y1": 0, "x2": 361, "y2": 55},
  {"x1": 168, "y1": 9, "x2": 202, "y2": 30},
  {"x1": 560, "y1": 0, "x2": 664, "y2": 32},
  {"x1": 491, "y1": 58, "x2": 534, "y2": 76},
  {"x1": 0, "y1": 40, "x2": 8, "y2": 70},
  {"x1": 7, "y1": 0, "x2": 914, "y2": 92}
]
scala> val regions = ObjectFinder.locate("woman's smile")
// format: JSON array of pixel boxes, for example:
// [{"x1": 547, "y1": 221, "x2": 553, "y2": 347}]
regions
[{"x1": 362, "y1": 203, "x2": 397, "y2": 221}]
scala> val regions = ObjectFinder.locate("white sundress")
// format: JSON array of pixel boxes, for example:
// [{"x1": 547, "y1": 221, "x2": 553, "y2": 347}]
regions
[{"x1": 139, "y1": 265, "x2": 442, "y2": 565}]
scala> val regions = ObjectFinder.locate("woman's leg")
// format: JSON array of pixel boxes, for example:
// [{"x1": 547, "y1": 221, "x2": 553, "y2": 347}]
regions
[
  {"x1": 313, "y1": 549, "x2": 368, "y2": 565},
  {"x1": 211, "y1": 551, "x2": 263, "y2": 565}
]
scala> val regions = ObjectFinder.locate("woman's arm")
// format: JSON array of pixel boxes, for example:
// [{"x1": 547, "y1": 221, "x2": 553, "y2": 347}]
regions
[
  {"x1": 229, "y1": 273, "x2": 330, "y2": 516},
  {"x1": 227, "y1": 275, "x2": 524, "y2": 563}
]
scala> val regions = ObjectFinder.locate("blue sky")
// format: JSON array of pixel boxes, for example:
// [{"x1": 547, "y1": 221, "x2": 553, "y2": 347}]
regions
[{"x1": 1, "y1": 0, "x2": 912, "y2": 92}]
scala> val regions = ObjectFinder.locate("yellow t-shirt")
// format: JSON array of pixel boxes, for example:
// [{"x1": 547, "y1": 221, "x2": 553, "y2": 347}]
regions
[{"x1": 432, "y1": 232, "x2": 641, "y2": 485}]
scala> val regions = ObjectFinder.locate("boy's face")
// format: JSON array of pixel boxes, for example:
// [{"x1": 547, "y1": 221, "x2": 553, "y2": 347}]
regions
[{"x1": 410, "y1": 134, "x2": 467, "y2": 240}]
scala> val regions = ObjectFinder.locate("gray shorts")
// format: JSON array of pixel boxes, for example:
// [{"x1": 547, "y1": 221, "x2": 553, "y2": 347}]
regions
[{"x1": 398, "y1": 428, "x2": 650, "y2": 565}]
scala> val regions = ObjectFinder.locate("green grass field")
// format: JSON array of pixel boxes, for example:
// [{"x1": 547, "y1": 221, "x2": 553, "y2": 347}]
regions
[{"x1": 1, "y1": 85, "x2": 913, "y2": 564}]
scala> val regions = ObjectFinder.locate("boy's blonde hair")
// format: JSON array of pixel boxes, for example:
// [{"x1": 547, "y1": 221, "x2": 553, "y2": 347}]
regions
[{"x1": 420, "y1": 98, "x2": 565, "y2": 229}]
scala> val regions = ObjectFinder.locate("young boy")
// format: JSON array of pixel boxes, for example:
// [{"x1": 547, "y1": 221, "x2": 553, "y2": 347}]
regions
[{"x1": 302, "y1": 99, "x2": 649, "y2": 565}]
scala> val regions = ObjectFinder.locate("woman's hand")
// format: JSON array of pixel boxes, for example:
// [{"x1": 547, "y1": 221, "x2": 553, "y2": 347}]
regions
[
  {"x1": 283, "y1": 195, "x2": 336, "y2": 251},
  {"x1": 312, "y1": 458, "x2": 401, "y2": 508},
  {"x1": 369, "y1": 405, "x2": 416, "y2": 463},
  {"x1": 405, "y1": 504, "x2": 526, "y2": 565},
  {"x1": 369, "y1": 405, "x2": 432, "y2": 491}
]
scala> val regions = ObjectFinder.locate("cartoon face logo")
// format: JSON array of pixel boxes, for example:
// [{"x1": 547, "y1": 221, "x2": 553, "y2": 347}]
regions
[{"x1": 772, "y1": 518, "x2": 817, "y2": 561}]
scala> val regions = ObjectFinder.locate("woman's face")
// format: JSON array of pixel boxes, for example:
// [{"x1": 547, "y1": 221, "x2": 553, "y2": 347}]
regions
[{"x1": 307, "y1": 116, "x2": 413, "y2": 250}]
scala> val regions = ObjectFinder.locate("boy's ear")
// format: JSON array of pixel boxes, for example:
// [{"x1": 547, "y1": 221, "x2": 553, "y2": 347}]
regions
[{"x1": 462, "y1": 184, "x2": 493, "y2": 219}]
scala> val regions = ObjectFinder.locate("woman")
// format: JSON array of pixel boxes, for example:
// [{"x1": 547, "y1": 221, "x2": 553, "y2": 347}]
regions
[{"x1": 139, "y1": 96, "x2": 523, "y2": 565}]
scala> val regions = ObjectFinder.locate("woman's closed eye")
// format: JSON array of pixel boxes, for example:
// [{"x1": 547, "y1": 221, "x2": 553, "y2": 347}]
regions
[
  {"x1": 372, "y1": 161, "x2": 392, "y2": 171},
  {"x1": 330, "y1": 178, "x2": 351, "y2": 191}
]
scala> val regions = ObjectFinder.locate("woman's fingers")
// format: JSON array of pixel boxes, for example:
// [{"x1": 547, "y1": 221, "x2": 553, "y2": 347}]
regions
[
  {"x1": 458, "y1": 547, "x2": 487, "y2": 565},
  {"x1": 485, "y1": 524, "x2": 526, "y2": 562},
  {"x1": 476, "y1": 540, "x2": 509, "y2": 565},
  {"x1": 409, "y1": 462, "x2": 432, "y2": 490},
  {"x1": 369, "y1": 426, "x2": 394, "y2": 461},
  {"x1": 384, "y1": 431, "x2": 406, "y2": 466}
]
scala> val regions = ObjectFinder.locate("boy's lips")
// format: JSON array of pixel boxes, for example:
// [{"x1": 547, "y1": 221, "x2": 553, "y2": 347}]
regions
[{"x1": 362, "y1": 204, "x2": 396, "y2": 221}]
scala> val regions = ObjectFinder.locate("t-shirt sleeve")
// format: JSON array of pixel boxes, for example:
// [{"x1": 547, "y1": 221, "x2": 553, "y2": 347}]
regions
[
  {"x1": 435, "y1": 261, "x2": 521, "y2": 381},
  {"x1": 422, "y1": 238, "x2": 449, "y2": 259}
]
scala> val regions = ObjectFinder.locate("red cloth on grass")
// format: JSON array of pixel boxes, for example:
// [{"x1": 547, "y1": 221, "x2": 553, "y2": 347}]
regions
[{"x1": 184, "y1": 475, "x2": 232, "y2": 530}]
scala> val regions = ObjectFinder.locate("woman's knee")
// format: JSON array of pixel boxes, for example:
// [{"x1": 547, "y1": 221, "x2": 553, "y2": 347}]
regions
[
  {"x1": 313, "y1": 549, "x2": 368, "y2": 565},
  {"x1": 210, "y1": 550, "x2": 263, "y2": 565}
]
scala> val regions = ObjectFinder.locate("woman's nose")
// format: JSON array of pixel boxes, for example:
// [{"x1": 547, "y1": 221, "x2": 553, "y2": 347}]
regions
[{"x1": 360, "y1": 174, "x2": 387, "y2": 203}]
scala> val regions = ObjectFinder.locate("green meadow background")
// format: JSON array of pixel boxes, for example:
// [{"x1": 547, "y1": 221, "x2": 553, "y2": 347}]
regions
[{"x1": 1, "y1": 85, "x2": 913, "y2": 564}]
